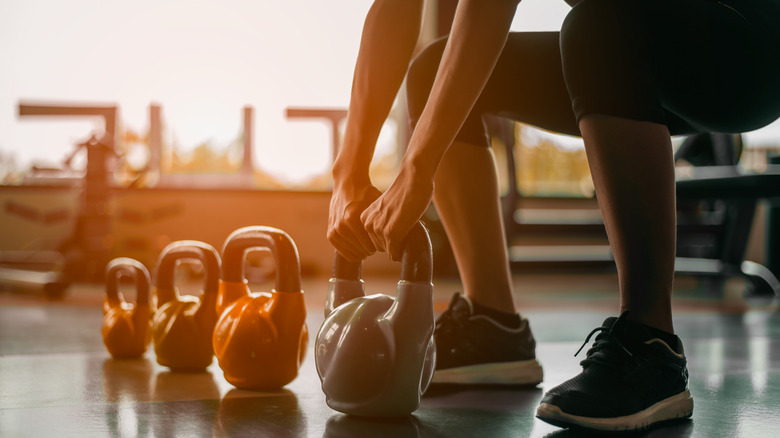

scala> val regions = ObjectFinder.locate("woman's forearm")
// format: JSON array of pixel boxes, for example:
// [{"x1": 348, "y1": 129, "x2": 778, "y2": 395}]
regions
[
  {"x1": 333, "y1": 0, "x2": 425, "y2": 186},
  {"x1": 401, "y1": 0, "x2": 520, "y2": 178}
]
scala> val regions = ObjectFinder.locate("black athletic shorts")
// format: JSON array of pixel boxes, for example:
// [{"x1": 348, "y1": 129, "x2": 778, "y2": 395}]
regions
[{"x1": 406, "y1": 0, "x2": 780, "y2": 145}]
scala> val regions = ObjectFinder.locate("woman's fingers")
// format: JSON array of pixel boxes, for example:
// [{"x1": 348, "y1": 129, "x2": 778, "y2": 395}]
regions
[
  {"x1": 360, "y1": 198, "x2": 412, "y2": 262},
  {"x1": 327, "y1": 183, "x2": 382, "y2": 261},
  {"x1": 328, "y1": 215, "x2": 376, "y2": 262},
  {"x1": 344, "y1": 203, "x2": 377, "y2": 255},
  {"x1": 360, "y1": 169, "x2": 434, "y2": 262},
  {"x1": 387, "y1": 238, "x2": 405, "y2": 262},
  {"x1": 359, "y1": 205, "x2": 386, "y2": 254},
  {"x1": 329, "y1": 232, "x2": 367, "y2": 262}
]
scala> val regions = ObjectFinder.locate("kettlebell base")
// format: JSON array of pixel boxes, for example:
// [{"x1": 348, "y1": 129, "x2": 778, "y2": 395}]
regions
[
  {"x1": 165, "y1": 366, "x2": 212, "y2": 373},
  {"x1": 157, "y1": 355, "x2": 213, "y2": 373},
  {"x1": 223, "y1": 374, "x2": 298, "y2": 391},
  {"x1": 325, "y1": 399, "x2": 420, "y2": 418},
  {"x1": 106, "y1": 349, "x2": 147, "y2": 359}
]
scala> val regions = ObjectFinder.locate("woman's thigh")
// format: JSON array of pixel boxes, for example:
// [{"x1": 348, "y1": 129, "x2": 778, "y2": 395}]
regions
[
  {"x1": 406, "y1": 32, "x2": 579, "y2": 147},
  {"x1": 561, "y1": 0, "x2": 780, "y2": 134},
  {"x1": 407, "y1": 0, "x2": 780, "y2": 141}
]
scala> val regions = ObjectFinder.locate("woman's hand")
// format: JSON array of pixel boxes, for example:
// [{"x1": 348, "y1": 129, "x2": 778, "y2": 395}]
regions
[
  {"x1": 327, "y1": 0, "x2": 424, "y2": 262},
  {"x1": 328, "y1": 179, "x2": 382, "y2": 262},
  {"x1": 355, "y1": 0, "x2": 517, "y2": 262},
  {"x1": 360, "y1": 164, "x2": 434, "y2": 262}
]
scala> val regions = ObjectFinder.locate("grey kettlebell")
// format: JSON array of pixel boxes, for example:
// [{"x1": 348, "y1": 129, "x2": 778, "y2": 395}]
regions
[{"x1": 315, "y1": 222, "x2": 436, "y2": 417}]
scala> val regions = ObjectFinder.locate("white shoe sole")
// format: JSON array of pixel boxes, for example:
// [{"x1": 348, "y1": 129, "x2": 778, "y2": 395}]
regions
[
  {"x1": 432, "y1": 359, "x2": 543, "y2": 385},
  {"x1": 536, "y1": 389, "x2": 694, "y2": 432}
]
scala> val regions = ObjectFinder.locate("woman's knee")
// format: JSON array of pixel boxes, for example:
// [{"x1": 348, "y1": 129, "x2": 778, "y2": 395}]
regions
[
  {"x1": 560, "y1": 0, "x2": 665, "y2": 124},
  {"x1": 406, "y1": 37, "x2": 448, "y2": 124}
]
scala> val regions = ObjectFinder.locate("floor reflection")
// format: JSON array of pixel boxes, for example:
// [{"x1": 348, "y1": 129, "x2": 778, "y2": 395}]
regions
[
  {"x1": 152, "y1": 371, "x2": 221, "y2": 437},
  {"x1": 539, "y1": 419, "x2": 694, "y2": 438},
  {"x1": 2, "y1": 304, "x2": 779, "y2": 437},
  {"x1": 682, "y1": 312, "x2": 780, "y2": 438},
  {"x1": 323, "y1": 414, "x2": 421, "y2": 438},
  {"x1": 216, "y1": 389, "x2": 306, "y2": 437},
  {"x1": 102, "y1": 358, "x2": 155, "y2": 437},
  {"x1": 153, "y1": 369, "x2": 221, "y2": 401},
  {"x1": 416, "y1": 384, "x2": 544, "y2": 438},
  {"x1": 101, "y1": 358, "x2": 155, "y2": 402},
  {"x1": 101, "y1": 358, "x2": 223, "y2": 437}
]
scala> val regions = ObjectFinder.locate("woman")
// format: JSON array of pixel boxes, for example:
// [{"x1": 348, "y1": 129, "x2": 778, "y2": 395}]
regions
[{"x1": 327, "y1": 0, "x2": 780, "y2": 431}]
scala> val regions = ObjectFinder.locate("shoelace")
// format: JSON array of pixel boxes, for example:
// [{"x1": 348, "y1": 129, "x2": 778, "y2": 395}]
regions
[{"x1": 574, "y1": 311, "x2": 636, "y2": 368}]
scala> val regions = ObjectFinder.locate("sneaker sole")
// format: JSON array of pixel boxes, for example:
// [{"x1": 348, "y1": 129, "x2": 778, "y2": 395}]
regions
[
  {"x1": 535, "y1": 389, "x2": 694, "y2": 432},
  {"x1": 432, "y1": 359, "x2": 543, "y2": 385}
]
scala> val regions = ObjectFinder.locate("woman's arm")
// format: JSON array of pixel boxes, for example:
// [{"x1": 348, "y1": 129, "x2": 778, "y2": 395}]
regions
[
  {"x1": 328, "y1": 0, "x2": 424, "y2": 262},
  {"x1": 360, "y1": 0, "x2": 521, "y2": 260}
]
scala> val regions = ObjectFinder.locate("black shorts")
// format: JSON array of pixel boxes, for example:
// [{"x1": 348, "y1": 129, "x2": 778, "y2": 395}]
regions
[{"x1": 406, "y1": 0, "x2": 780, "y2": 145}]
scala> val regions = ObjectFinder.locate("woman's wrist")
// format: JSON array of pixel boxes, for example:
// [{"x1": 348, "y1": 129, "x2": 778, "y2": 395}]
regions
[
  {"x1": 400, "y1": 145, "x2": 440, "y2": 184},
  {"x1": 332, "y1": 156, "x2": 371, "y2": 187},
  {"x1": 333, "y1": 167, "x2": 371, "y2": 193}
]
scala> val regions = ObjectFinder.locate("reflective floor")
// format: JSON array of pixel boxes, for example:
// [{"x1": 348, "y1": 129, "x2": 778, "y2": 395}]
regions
[{"x1": 2, "y1": 273, "x2": 779, "y2": 437}]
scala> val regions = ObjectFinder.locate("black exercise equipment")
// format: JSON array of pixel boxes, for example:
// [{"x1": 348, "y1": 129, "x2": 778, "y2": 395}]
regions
[
  {"x1": 494, "y1": 126, "x2": 780, "y2": 296},
  {"x1": 674, "y1": 133, "x2": 780, "y2": 296}
]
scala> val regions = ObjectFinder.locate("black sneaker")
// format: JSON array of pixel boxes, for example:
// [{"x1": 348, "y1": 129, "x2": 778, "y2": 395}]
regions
[
  {"x1": 432, "y1": 292, "x2": 543, "y2": 385},
  {"x1": 536, "y1": 311, "x2": 694, "y2": 432}
]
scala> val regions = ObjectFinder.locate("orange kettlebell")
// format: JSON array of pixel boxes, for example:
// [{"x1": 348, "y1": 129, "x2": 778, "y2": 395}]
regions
[
  {"x1": 152, "y1": 240, "x2": 222, "y2": 372},
  {"x1": 102, "y1": 257, "x2": 153, "y2": 358},
  {"x1": 213, "y1": 226, "x2": 308, "y2": 390}
]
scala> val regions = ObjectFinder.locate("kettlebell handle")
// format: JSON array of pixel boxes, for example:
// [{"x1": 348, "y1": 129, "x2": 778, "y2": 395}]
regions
[
  {"x1": 332, "y1": 251, "x2": 362, "y2": 281},
  {"x1": 155, "y1": 240, "x2": 221, "y2": 292},
  {"x1": 221, "y1": 226, "x2": 302, "y2": 292},
  {"x1": 333, "y1": 222, "x2": 432, "y2": 283},
  {"x1": 106, "y1": 257, "x2": 151, "y2": 306}
]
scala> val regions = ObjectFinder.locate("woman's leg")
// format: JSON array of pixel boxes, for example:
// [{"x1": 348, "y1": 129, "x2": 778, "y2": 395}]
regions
[
  {"x1": 432, "y1": 140, "x2": 515, "y2": 313},
  {"x1": 579, "y1": 116, "x2": 676, "y2": 332},
  {"x1": 536, "y1": 0, "x2": 780, "y2": 431},
  {"x1": 405, "y1": 32, "x2": 575, "y2": 384},
  {"x1": 559, "y1": 0, "x2": 780, "y2": 332},
  {"x1": 407, "y1": 32, "x2": 578, "y2": 313}
]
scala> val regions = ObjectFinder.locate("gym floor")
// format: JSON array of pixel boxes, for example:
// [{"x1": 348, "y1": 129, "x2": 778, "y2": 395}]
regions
[{"x1": 1, "y1": 272, "x2": 779, "y2": 437}]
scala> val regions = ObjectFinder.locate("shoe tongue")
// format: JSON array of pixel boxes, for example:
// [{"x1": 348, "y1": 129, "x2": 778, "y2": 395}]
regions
[
  {"x1": 604, "y1": 315, "x2": 657, "y2": 344},
  {"x1": 601, "y1": 316, "x2": 619, "y2": 329},
  {"x1": 596, "y1": 315, "x2": 638, "y2": 341},
  {"x1": 451, "y1": 293, "x2": 474, "y2": 316}
]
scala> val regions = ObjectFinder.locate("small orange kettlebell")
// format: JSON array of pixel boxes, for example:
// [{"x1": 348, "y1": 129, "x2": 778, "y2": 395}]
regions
[
  {"x1": 102, "y1": 258, "x2": 153, "y2": 358},
  {"x1": 152, "y1": 240, "x2": 222, "y2": 372},
  {"x1": 213, "y1": 226, "x2": 308, "y2": 390}
]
